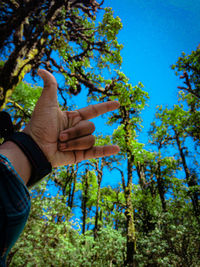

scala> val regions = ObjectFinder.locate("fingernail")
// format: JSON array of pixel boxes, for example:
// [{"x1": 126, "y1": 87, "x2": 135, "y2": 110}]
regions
[
  {"x1": 60, "y1": 133, "x2": 69, "y2": 141},
  {"x1": 58, "y1": 143, "x2": 66, "y2": 150},
  {"x1": 114, "y1": 101, "x2": 120, "y2": 108}
]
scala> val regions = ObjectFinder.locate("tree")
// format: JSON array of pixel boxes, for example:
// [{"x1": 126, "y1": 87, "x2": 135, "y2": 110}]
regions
[
  {"x1": 3, "y1": 2, "x2": 200, "y2": 266},
  {"x1": 171, "y1": 47, "x2": 200, "y2": 143},
  {"x1": 172, "y1": 47, "x2": 200, "y2": 99},
  {"x1": 150, "y1": 105, "x2": 200, "y2": 219},
  {"x1": 90, "y1": 70, "x2": 149, "y2": 266},
  {"x1": 0, "y1": 1, "x2": 122, "y2": 107}
]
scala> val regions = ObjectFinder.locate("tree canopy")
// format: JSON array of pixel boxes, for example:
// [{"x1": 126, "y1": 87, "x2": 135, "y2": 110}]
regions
[
  {"x1": 0, "y1": 1, "x2": 200, "y2": 266},
  {"x1": 0, "y1": 0, "x2": 122, "y2": 107}
]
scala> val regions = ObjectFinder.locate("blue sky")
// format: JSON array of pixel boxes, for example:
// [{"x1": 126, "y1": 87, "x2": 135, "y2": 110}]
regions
[
  {"x1": 89, "y1": 0, "x2": 200, "y2": 187},
  {"x1": 70, "y1": 0, "x2": 200, "y2": 146},
  {"x1": 39, "y1": 1, "x2": 200, "y2": 220},
  {"x1": 106, "y1": 0, "x2": 200, "y2": 143},
  {"x1": 28, "y1": 1, "x2": 200, "y2": 189}
]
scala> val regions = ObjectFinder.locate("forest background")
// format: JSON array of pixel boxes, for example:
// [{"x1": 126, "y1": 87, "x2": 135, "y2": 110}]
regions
[{"x1": 0, "y1": 0, "x2": 200, "y2": 266}]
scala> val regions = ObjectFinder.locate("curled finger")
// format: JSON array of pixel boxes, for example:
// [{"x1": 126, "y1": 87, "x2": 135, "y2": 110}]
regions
[
  {"x1": 58, "y1": 135, "x2": 95, "y2": 151},
  {"x1": 59, "y1": 120, "x2": 95, "y2": 142}
]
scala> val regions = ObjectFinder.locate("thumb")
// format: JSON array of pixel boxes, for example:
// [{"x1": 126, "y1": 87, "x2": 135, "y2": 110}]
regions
[{"x1": 38, "y1": 69, "x2": 58, "y2": 102}]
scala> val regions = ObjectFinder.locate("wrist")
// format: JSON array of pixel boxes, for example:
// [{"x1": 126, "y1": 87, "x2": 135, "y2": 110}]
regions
[
  {"x1": 4, "y1": 132, "x2": 52, "y2": 187},
  {"x1": 0, "y1": 141, "x2": 32, "y2": 185},
  {"x1": 22, "y1": 127, "x2": 50, "y2": 162}
]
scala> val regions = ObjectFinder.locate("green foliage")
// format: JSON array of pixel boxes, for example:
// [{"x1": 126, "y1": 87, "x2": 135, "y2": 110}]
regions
[
  {"x1": 3, "y1": 4, "x2": 200, "y2": 267},
  {"x1": 10, "y1": 179, "x2": 126, "y2": 267},
  {"x1": 172, "y1": 48, "x2": 200, "y2": 96},
  {"x1": 136, "y1": 206, "x2": 200, "y2": 266},
  {"x1": 171, "y1": 47, "x2": 200, "y2": 143},
  {"x1": 3, "y1": 82, "x2": 42, "y2": 130},
  {"x1": 10, "y1": 82, "x2": 42, "y2": 114}
]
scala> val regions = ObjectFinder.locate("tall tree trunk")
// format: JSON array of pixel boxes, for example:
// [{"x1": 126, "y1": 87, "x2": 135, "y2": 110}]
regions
[
  {"x1": 175, "y1": 130, "x2": 200, "y2": 217},
  {"x1": 0, "y1": 44, "x2": 35, "y2": 106},
  {"x1": 124, "y1": 158, "x2": 137, "y2": 267},
  {"x1": 94, "y1": 168, "x2": 102, "y2": 239},
  {"x1": 175, "y1": 131, "x2": 190, "y2": 180},
  {"x1": 82, "y1": 170, "x2": 89, "y2": 235},
  {"x1": 69, "y1": 175, "x2": 76, "y2": 208},
  {"x1": 68, "y1": 165, "x2": 78, "y2": 209},
  {"x1": 0, "y1": 0, "x2": 58, "y2": 107},
  {"x1": 136, "y1": 162, "x2": 156, "y2": 233},
  {"x1": 136, "y1": 162, "x2": 147, "y2": 190},
  {"x1": 156, "y1": 160, "x2": 167, "y2": 212},
  {"x1": 115, "y1": 190, "x2": 121, "y2": 231},
  {"x1": 0, "y1": 0, "x2": 45, "y2": 49}
]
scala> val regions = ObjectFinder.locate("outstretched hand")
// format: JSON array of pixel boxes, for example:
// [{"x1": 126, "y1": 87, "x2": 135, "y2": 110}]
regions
[{"x1": 23, "y1": 69, "x2": 120, "y2": 167}]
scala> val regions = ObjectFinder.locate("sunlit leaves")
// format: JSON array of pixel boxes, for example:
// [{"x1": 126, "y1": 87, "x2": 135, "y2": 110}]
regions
[{"x1": 98, "y1": 8, "x2": 122, "y2": 41}]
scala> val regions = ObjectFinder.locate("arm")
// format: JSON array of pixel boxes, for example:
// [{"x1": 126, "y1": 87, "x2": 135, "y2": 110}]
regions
[
  {"x1": 0, "y1": 141, "x2": 32, "y2": 184},
  {"x1": 0, "y1": 147, "x2": 31, "y2": 266},
  {"x1": 0, "y1": 70, "x2": 120, "y2": 186},
  {"x1": 0, "y1": 69, "x2": 120, "y2": 266}
]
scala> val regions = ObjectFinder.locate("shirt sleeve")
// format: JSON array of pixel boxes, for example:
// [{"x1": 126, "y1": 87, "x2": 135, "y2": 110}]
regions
[{"x1": 0, "y1": 154, "x2": 31, "y2": 267}]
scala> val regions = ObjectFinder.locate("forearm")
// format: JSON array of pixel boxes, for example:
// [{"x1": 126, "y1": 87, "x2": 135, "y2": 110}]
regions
[
  {"x1": 0, "y1": 141, "x2": 32, "y2": 185},
  {"x1": 0, "y1": 152, "x2": 31, "y2": 265}
]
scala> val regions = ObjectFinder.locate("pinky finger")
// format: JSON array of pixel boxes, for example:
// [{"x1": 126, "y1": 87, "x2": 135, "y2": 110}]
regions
[{"x1": 75, "y1": 145, "x2": 120, "y2": 163}]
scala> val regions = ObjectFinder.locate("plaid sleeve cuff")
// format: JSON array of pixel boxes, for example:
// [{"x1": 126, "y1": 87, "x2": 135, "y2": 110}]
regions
[{"x1": 0, "y1": 154, "x2": 31, "y2": 266}]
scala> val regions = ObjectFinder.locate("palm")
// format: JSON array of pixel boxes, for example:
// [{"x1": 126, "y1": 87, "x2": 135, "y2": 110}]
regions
[
  {"x1": 24, "y1": 102, "x2": 69, "y2": 167},
  {"x1": 24, "y1": 70, "x2": 120, "y2": 168}
]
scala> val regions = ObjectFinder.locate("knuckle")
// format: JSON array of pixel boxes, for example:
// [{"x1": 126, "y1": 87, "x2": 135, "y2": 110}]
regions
[
  {"x1": 75, "y1": 151, "x2": 84, "y2": 163},
  {"x1": 88, "y1": 121, "x2": 95, "y2": 133},
  {"x1": 89, "y1": 135, "x2": 95, "y2": 147},
  {"x1": 69, "y1": 126, "x2": 81, "y2": 138},
  {"x1": 75, "y1": 127, "x2": 81, "y2": 137},
  {"x1": 67, "y1": 139, "x2": 76, "y2": 148},
  {"x1": 91, "y1": 104, "x2": 98, "y2": 116},
  {"x1": 50, "y1": 80, "x2": 58, "y2": 87}
]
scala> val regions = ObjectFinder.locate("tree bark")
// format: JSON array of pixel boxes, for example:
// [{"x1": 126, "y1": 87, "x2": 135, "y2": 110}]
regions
[
  {"x1": 175, "y1": 130, "x2": 200, "y2": 217},
  {"x1": 156, "y1": 160, "x2": 167, "y2": 212},
  {"x1": 0, "y1": 0, "x2": 102, "y2": 107},
  {"x1": 82, "y1": 170, "x2": 89, "y2": 235},
  {"x1": 124, "y1": 158, "x2": 137, "y2": 267},
  {"x1": 136, "y1": 162, "x2": 147, "y2": 190},
  {"x1": 0, "y1": 0, "x2": 45, "y2": 50},
  {"x1": 94, "y1": 166, "x2": 102, "y2": 239},
  {"x1": 67, "y1": 165, "x2": 78, "y2": 209}
]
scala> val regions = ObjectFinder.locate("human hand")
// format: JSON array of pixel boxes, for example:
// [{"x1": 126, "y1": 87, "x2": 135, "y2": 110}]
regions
[{"x1": 23, "y1": 69, "x2": 120, "y2": 167}]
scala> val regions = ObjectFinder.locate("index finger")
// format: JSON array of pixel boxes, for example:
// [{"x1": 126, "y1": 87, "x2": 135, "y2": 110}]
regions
[{"x1": 77, "y1": 101, "x2": 120, "y2": 120}]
